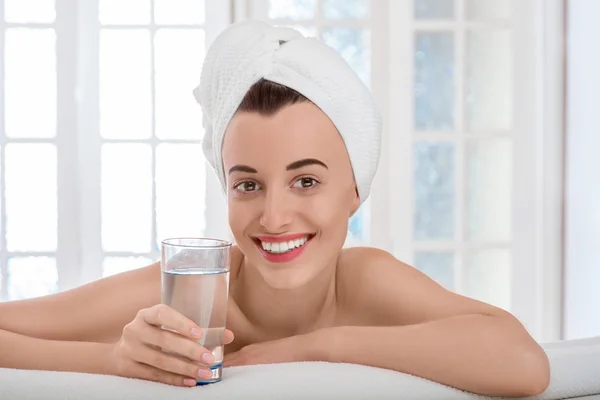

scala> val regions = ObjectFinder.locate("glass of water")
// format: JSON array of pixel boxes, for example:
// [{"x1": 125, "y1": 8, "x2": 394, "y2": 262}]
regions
[{"x1": 160, "y1": 237, "x2": 232, "y2": 385}]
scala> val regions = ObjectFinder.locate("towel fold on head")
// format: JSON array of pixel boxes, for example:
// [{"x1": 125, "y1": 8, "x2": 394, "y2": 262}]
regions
[{"x1": 193, "y1": 20, "x2": 382, "y2": 204}]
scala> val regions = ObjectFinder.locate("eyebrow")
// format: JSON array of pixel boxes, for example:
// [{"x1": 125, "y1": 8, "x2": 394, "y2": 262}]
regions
[
  {"x1": 286, "y1": 158, "x2": 328, "y2": 171},
  {"x1": 228, "y1": 158, "x2": 328, "y2": 175}
]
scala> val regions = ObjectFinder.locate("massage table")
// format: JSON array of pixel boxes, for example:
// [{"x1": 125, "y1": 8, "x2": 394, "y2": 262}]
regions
[{"x1": 1, "y1": 336, "x2": 599, "y2": 399}]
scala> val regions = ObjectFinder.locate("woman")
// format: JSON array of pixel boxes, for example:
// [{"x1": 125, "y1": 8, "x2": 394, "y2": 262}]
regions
[{"x1": 0, "y1": 21, "x2": 549, "y2": 397}]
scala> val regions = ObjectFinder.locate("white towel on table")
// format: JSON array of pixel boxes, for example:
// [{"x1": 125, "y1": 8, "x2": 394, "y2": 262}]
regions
[{"x1": 1, "y1": 336, "x2": 599, "y2": 399}]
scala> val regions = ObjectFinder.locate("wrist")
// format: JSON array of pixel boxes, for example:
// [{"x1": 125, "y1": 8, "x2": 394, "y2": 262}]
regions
[{"x1": 95, "y1": 342, "x2": 118, "y2": 375}]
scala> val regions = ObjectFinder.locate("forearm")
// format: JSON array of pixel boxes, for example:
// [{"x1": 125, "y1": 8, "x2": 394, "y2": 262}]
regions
[
  {"x1": 0, "y1": 264, "x2": 160, "y2": 343},
  {"x1": 0, "y1": 328, "x2": 112, "y2": 374},
  {"x1": 319, "y1": 314, "x2": 550, "y2": 398}
]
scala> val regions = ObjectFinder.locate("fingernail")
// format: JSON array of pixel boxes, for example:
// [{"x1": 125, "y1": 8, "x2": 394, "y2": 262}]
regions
[
  {"x1": 198, "y1": 368, "x2": 212, "y2": 379},
  {"x1": 191, "y1": 327, "x2": 202, "y2": 338},
  {"x1": 184, "y1": 378, "x2": 197, "y2": 387},
  {"x1": 202, "y1": 353, "x2": 214, "y2": 364}
]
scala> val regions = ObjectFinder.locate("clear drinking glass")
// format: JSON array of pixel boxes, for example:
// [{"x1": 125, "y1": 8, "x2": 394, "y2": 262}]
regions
[{"x1": 160, "y1": 237, "x2": 232, "y2": 385}]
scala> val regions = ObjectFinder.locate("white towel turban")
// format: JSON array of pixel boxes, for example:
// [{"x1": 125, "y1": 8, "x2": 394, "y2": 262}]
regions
[{"x1": 193, "y1": 20, "x2": 382, "y2": 204}]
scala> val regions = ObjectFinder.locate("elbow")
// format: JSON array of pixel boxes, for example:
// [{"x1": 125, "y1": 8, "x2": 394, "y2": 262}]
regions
[
  {"x1": 511, "y1": 345, "x2": 551, "y2": 397},
  {"x1": 490, "y1": 313, "x2": 551, "y2": 397},
  {"x1": 527, "y1": 355, "x2": 551, "y2": 397}
]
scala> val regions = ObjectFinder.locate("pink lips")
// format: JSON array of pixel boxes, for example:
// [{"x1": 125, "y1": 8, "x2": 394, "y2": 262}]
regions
[
  {"x1": 253, "y1": 234, "x2": 313, "y2": 263},
  {"x1": 254, "y1": 233, "x2": 310, "y2": 243}
]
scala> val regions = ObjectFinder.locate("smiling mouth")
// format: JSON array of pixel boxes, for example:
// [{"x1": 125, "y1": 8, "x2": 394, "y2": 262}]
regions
[{"x1": 252, "y1": 234, "x2": 315, "y2": 255}]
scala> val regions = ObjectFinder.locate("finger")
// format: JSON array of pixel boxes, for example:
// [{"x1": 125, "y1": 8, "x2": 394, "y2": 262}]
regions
[
  {"x1": 134, "y1": 361, "x2": 199, "y2": 387},
  {"x1": 223, "y1": 352, "x2": 240, "y2": 367},
  {"x1": 140, "y1": 323, "x2": 215, "y2": 365},
  {"x1": 134, "y1": 341, "x2": 214, "y2": 382},
  {"x1": 222, "y1": 355, "x2": 233, "y2": 367},
  {"x1": 224, "y1": 329, "x2": 234, "y2": 344},
  {"x1": 141, "y1": 304, "x2": 202, "y2": 341}
]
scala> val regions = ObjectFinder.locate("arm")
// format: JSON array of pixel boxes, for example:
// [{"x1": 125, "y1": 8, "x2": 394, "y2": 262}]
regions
[
  {"x1": 318, "y1": 315, "x2": 548, "y2": 398},
  {"x1": 0, "y1": 262, "x2": 235, "y2": 386},
  {"x1": 0, "y1": 328, "x2": 111, "y2": 373},
  {"x1": 323, "y1": 248, "x2": 550, "y2": 398},
  {"x1": 0, "y1": 262, "x2": 161, "y2": 343}
]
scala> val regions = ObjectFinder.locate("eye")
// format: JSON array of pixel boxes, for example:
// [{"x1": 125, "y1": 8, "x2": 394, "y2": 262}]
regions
[
  {"x1": 234, "y1": 181, "x2": 261, "y2": 192},
  {"x1": 293, "y1": 177, "x2": 318, "y2": 189}
]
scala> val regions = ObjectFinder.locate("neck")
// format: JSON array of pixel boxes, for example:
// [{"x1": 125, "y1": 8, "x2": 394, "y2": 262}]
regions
[{"x1": 234, "y1": 255, "x2": 338, "y2": 338}]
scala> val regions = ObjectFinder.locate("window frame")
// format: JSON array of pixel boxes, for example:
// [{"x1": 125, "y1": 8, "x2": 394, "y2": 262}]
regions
[{"x1": 0, "y1": 0, "x2": 566, "y2": 343}]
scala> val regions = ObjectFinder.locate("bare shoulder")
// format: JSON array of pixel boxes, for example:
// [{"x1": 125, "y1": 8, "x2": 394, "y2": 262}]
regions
[{"x1": 336, "y1": 246, "x2": 511, "y2": 326}]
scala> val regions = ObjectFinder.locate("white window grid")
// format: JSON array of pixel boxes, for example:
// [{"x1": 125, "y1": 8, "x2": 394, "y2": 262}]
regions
[
  {"x1": 74, "y1": 0, "x2": 231, "y2": 285},
  {"x1": 0, "y1": 1, "x2": 60, "y2": 299},
  {"x1": 0, "y1": 0, "x2": 564, "y2": 341},
  {"x1": 0, "y1": 0, "x2": 232, "y2": 297},
  {"x1": 380, "y1": 0, "x2": 562, "y2": 341},
  {"x1": 392, "y1": 0, "x2": 514, "y2": 286}
]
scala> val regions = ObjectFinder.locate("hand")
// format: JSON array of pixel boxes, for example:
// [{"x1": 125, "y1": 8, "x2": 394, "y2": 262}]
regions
[
  {"x1": 104, "y1": 304, "x2": 234, "y2": 387},
  {"x1": 223, "y1": 332, "x2": 321, "y2": 367}
]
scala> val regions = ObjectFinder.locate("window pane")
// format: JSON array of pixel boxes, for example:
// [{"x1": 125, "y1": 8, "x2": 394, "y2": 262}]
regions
[
  {"x1": 414, "y1": 0, "x2": 454, "y2": 20},
  {"x1": 348, "y1": 207, "x2": 366, "y2": 241},
  {"x1": 100, "y1": 30, "x2": 152, "y2": 139},
  {"x1": 154, "y1": 0, "x2": 205, "y2": 25},
  {"x1": 464, "y1": 249, "x2": 511, "y2": 311},
  {"x1": 101, "y1": 144, "x2": 152, "y2": 252},
  {"x1": 99, "y1": 0, "x2": 150, "y2": 24},
  {"x1": 321, "y1": 28, "x2": 371, "y2": 86},
  {"x1": 413, "y1": 142, "x2": 455, "y2": 240},
  {"x1": 103, "y1": 256, "x2": 154, "y2": 278},
  {"x1": 7, "y1": 257, "x2": 57, "y2": 301},
  {"x1": 154, "y1": 29, "x2": 205, "y2": 140},
  {"x1": 5, "y1": 144, "x2": 57, "y2": 252},
  {"x1": 268, "y1": 0, "x2": 316, "y2": 19},
  {"x1": 5, "y1": 28, "x2": 56, "y2": 139},
  {"x1": 346, "y1": 197, "x2": 370, "y2": 246},
  {"x1": 465, "y1": 0, "x2": 511, "y2": 20},
  {"x1": 466, "y1": 30, "x2": 512, "y2": 132},
  {"x1": 4, "y1": 0, "x2": 55, "y2": 23},
  {"x1": 414, "y1": 252, "x2": 454, "y2": 289},
  {"x1": 323, "y1": 0, "x2": 369, "y2": 19},
  {"x1": 155, "y1": 144, "x2": 206, "y2": 246},
  {"x1": 466, "y1": 139, "x2": 512, "y2": 242},
  {"x1": 414, "y1": 32, "x2": 454, "y2": 131}
]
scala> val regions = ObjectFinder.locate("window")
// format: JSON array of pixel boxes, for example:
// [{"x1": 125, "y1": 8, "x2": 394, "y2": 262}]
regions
[
  {"x1": 0, "y1": 0, "x2": 562, "y2": 342},
  {"x1": 403, "y1": 0, "x2": 515, "y2": 310},
  {"x1": 0, "y1": 0, "x2": 59, "y2": 300},
  {"x1": 97, "y1": 0, "x2": 208, "y2": 277},
  {"x1": 243, "y1": 0, "x2": 560, "y2": 340},
  {"x1": 0, "y1": 0, "x2": 230, "y2": 300},
  {"x1": 371, "y1": 0, "x2": 560, "y2": 341}
]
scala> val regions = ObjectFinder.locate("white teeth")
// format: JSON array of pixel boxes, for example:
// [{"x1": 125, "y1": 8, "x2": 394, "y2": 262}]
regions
[{"x1": 260, "y1": 236, "x2": 310, "y2": 254}]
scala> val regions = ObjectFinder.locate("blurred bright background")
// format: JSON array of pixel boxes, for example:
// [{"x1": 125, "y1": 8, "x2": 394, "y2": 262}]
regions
[{"x1": 0, "y1": 0, "x2": 597, "y2": 344}]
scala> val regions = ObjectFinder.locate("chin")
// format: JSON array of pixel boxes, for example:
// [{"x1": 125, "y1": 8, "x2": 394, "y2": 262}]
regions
[{"x1": 259, "y1": 268, "x2": 317, "y2": 290}]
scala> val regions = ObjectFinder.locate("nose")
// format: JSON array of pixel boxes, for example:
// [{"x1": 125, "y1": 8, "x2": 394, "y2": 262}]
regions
[{"x1": 259, "y1": 188, "x2": 293, "y2": 232}]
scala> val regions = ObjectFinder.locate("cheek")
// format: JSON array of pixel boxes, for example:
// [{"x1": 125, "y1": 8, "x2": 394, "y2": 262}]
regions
[
  {"x1": 310, "y1": 189, "x2": 354, "y2": 236},
  {"x1": 227, "y1": 198, "x2": 254, "y2": 239}
]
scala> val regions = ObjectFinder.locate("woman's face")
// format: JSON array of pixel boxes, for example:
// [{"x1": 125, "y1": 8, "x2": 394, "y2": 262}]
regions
[{"x1": 222, "y1": 101, "x2": 359, "y2": 289}]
